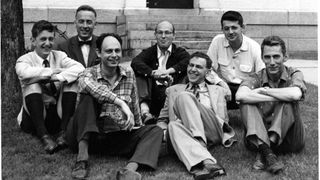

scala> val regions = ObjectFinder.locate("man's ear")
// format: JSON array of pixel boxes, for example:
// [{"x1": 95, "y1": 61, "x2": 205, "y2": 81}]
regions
[
  {"x1": 95, "y1": 48, "x2": 101, "y2": 58},
  {"x1": 283, "y1": 54, "x2": 289, "y2": 62}
]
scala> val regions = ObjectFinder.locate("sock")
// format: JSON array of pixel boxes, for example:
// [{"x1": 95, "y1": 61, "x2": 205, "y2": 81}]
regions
[
  {"x1": 25, "y1": 93, "x2": 47, "y2": 137},
  {"x1": 77, "y1": 139, "x2": 89, "y2": 161},
  {"x1": 61, "y1": 92, "x2": 77, "y2": 131}
]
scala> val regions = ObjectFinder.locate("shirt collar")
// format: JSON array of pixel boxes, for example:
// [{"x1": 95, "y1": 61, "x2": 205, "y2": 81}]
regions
[
  {"x1": 223, "y1": 34, "x2": 248, "y2": 52},
  {"x1": 34, "y1": 50, "x2": 52, "y2": 62},
  {"x1": 96, "y1": 64, "x2": 128, "y2": 80},
  {"x1": 157, "y1": 44, "x2": 172, "y2": 59},
  {"x1": 261, "y1": 66, "x2": 288, "y2": 86},
  {"x1": 186, "y1": 81, "x2": 206, "y2": 90},
  {"x1": 78, "y1": 36, "x2": 93, "y2": 42}
]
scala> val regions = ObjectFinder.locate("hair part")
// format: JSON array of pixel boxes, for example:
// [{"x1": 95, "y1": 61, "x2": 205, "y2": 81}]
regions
[
  {"x1": 31, "y1": 20, "x2": 54, "y2": 38},
  {"x1": 221, "y1": 10, "x2": 244, "y2": 28},
  {"x1": 155, "y1": 20, "x2": 175, "y2": 34},
  {"x1": 261, "y1": 35, "x2": 287, "y2": 56},
  {"x1": 96, "y1": 33, "x2": 122, "y2": 52},
  {"x1": 189, "y1": 52, "x2": 212, "y2": 69},
  {"x1": 76, "y1": 5, "x2": 97, "y2": 17}
]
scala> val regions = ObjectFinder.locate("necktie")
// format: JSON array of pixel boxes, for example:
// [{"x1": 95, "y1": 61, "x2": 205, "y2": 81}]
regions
[
  {"x1": 79, "y1": 40, "x2": 92, "y2": 46},
  {"x1": 191, "y1": 84, "x2": 200, "y2": 99},
  {"x1": 43, "y1": 59, "x2": 57, "y2": 96}
]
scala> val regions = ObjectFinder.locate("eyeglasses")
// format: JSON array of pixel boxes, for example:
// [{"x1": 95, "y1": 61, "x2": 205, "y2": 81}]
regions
[{"x1": 155, "y1": 31, "x2": 173, "y2": 36}]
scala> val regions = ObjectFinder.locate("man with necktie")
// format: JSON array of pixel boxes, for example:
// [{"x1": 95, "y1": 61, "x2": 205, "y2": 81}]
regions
[
  {"x1": 157, "y1": 52, "x2": 236, "y2": 179},
  {"x1": 57, "y1": 5, "x2": 99, "y2": 68},
  {"x1": 15, "y1": 20, "x2": 85, "y2": 154}
]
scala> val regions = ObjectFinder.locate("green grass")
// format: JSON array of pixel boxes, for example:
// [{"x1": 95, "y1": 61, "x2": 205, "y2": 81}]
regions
[{"x1": 2, "y1": 83, "x2": 318, "y2": 180}]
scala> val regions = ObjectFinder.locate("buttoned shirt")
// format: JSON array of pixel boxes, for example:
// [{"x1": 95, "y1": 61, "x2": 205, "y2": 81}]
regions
[
  {"x1": 156, "y1": 45, "x2": 172, "y2": 85},
  {"x1": 240, "y1": 66, "x2": 307, "y2": 123},
  {"x1": 186, "y1": 82, "x2": 211, "y2": 109},
  {"x1": 79, "y1": 37, "x2": 92, "y2": 67},
  {"x1": 207, "y1": 34, "x2": 265, "y2": 84},
  {"x1": 78, "y1": 64, "x2": 142, "y2": 133}
]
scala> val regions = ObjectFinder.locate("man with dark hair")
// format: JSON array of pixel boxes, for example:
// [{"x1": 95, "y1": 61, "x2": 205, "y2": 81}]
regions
[
  {"x1": 15, "y1": 20, "x2": 85, "y2": 154},
  {"x1": 236, "y1": 36, "x2": 306, "y2": 174},
  {"x1": 66, "y1": 33, "x2": 164, "y2": 180},
  {"x1": 157, "y1": 52, "x2": 236, "y2": 179},
  {"x1": 57, "y1": 5, "x2": 99, "y2": 67},
  {"x1": 207, "y1": 10, "x2": 265, "y2": 109},
  {"x1": 130, "y1": 20, "x2": 190, "y2": 124}
]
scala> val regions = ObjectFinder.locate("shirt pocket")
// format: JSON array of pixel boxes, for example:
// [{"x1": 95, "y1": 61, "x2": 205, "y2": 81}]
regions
[{"x1": 239, "y1": 64, "x2": 253, "y2": 73}]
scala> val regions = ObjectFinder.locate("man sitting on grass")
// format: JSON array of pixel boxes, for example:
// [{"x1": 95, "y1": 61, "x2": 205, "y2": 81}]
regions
[
  {"x1": 15, "y1": 20, "x2": 85, "y2": 154},
  {"x1": 66, "y1": 33, "x2": 164, "y2": 180},
  {"x1": 157, "y1": 52, "x2": 236, "y2": 180},
  {"x1": 236, "y1": 35, "x2": 306, "y2": 174}
]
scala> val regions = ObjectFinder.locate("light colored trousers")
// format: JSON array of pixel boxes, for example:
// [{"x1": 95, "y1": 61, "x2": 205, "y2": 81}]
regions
[{"x1": 168, "y1": 92, "x2": 234, "y2": 171}]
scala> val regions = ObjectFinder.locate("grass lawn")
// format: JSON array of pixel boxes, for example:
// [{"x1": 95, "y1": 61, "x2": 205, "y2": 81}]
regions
[{"x1": 2, "y1": 83, "x2": 318, "y2": 180}]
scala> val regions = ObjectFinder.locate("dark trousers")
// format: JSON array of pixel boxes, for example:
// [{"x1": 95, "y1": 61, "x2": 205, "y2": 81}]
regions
[
  {"x1": 136, "y1": 76, "x2": 167, "y2": 117},
  {"x1": 66, "y1": 94, "x2": 164, "y2": 169},
  {"x1": 21, "y1": 92, "x2": 76, "y2": 137},
  {"x1": 227, "y1": 83, "x2": 240, "y2": 110}
]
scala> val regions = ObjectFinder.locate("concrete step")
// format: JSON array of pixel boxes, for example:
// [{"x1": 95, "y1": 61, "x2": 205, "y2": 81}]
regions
[
  {"x1": 117, "y1": 22, "x2": 221, "y2": 36},
  {"x1": 126, "y1": 30, "x2": 218, "y2": 40},
  {"x1": 127, "y1": 39, "x2": 211, "y2": 49},
  {"x1": 117, "y1": 15, "x2": 220, "y2": 25}
]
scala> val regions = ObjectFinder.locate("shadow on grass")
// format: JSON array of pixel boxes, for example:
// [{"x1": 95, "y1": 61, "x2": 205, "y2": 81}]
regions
[{"x1": 2, "y1": 84, "x2": 318, "y2": 179}]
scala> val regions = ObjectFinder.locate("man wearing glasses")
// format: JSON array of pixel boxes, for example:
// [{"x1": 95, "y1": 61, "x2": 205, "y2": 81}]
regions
[
  {"x1": 131, "y1": 21, "x2": 190, "y2": 124},
  {"x1": 207, "y1": 11, "x2": 265, "y2": 109}
]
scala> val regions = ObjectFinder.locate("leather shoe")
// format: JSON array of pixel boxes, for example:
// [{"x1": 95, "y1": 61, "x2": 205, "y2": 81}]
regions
[
  {"x1": 265, "y1": 153, "x2": 284, "y2": 174},
  {"x1": 56, "y1": 130, "x2": 67, "y2": 149},
  {"x1": 71, "y1": 160, "x2": 89, "y2": 179},
  {"x1": 204, "y1": 162, "x2": 227, "y2": 177},
  {"x1": 116, "y1": 168, "x2": 141, "y2": 180},
  {"x1": 193, "y1": 167, "x2": 211, "y2": 180},
  {"x1": 142, "y1": 112, "x2": 156, "y2": 125},
  {"x1": 41, "y1": 134, "x2": 58, "y2": 154}
]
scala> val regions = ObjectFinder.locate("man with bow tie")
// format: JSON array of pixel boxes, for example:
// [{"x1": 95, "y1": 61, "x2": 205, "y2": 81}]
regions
[
  {"x1": 15, "y1": 20, "x2": 85, "y2": 154},
  {"x1": 157, "y1": 52, "x2": 236, "y2": 179},
  {"x1": 57, "y1": 5, "x2": 99, "y2": 68}
]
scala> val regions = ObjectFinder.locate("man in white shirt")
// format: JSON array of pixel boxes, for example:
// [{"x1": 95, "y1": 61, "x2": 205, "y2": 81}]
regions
[
  {"x1": 207, "y1": 10, "x2": 265, "y2": 109},
  {"x1": 16, "y1": 20, "x2": 84, "y2": 154}
]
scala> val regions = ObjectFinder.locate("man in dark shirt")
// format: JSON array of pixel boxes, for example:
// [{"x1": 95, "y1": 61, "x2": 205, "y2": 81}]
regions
[
  {"x1": 131, "y1": 21, "x2": 190, "y2": 124},
  {"x1": 57, "y1": 5, "x2": 99, "y2": 68}
]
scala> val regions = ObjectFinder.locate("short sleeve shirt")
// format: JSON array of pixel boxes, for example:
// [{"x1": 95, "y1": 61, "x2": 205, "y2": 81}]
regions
[
  {"x1": 207, "y1": 34, "x2": 265, "y2": 84},
  {"x1": 240, "y1": 66, "x2": 307, "y2": 123}
]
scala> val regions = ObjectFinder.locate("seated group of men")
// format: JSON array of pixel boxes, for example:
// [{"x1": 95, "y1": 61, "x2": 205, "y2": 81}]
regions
[{"x1": 15, "y1": 5, "x2": 306, "y2": 180}]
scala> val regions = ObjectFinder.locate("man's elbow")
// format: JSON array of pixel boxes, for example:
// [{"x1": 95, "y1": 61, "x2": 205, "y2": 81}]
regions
[{"x1": 235, "y1": 91, "x2": 245, "y2": 102}]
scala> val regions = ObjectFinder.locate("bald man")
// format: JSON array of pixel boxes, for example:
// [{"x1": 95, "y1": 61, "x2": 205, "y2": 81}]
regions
[{"x1": 131, "y1": 21, "x2": 190, "y2": 124}]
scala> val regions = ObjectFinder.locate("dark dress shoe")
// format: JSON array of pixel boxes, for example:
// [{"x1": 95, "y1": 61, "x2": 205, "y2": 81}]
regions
[
  {"x1": 41, "y1": 135, "x2": 58, "y2": 154},
  {"x1": 193, "y1": 167, "x2": 211, "y2": 180},
  {"x1": 204, "y1": 162, "x2": 227, "y2": 177},
  {"x1": 71, "y1": 160, "x2": 89, "y2": 179},
  {"x1": 142, "y1": 113, "x2": 156, "y2": 125},
  {"x1": 116, "y1": 168, "x2": 141, "y2": 180},
  {"x1": 56, "y1": 130, "x2": 67, "y2": 149},
  {"x1": 265, "y1": 153, "x2": 284, "y2": 174}
]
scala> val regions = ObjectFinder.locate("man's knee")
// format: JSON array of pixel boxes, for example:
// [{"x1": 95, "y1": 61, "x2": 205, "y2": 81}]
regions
[
  {"x1": 24, "y1": 83, "x2": 42, "y2": 96},
  {"x1": 62, "y1": 82, "x2": 78, "y2": 93}
]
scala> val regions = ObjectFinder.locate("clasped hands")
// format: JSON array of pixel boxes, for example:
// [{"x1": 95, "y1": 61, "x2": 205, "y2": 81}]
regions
[{"x1": 151, "y1": 69, "x2": 173, "y2": 86}]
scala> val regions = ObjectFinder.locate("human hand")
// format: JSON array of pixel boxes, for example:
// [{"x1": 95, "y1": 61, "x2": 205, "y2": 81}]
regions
[
  {"x1": 253, "y1": 87, "x2": 269, "y2": 95},
  {"x1": 52, "y1": 68, "x2": 63, "y2": 74},
  {"x1": 119, "y1": 100, "x2": 135, "y2": 131},
  {"x1": 152, "y1": 69, "x2": 169, "y2": 79}
]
